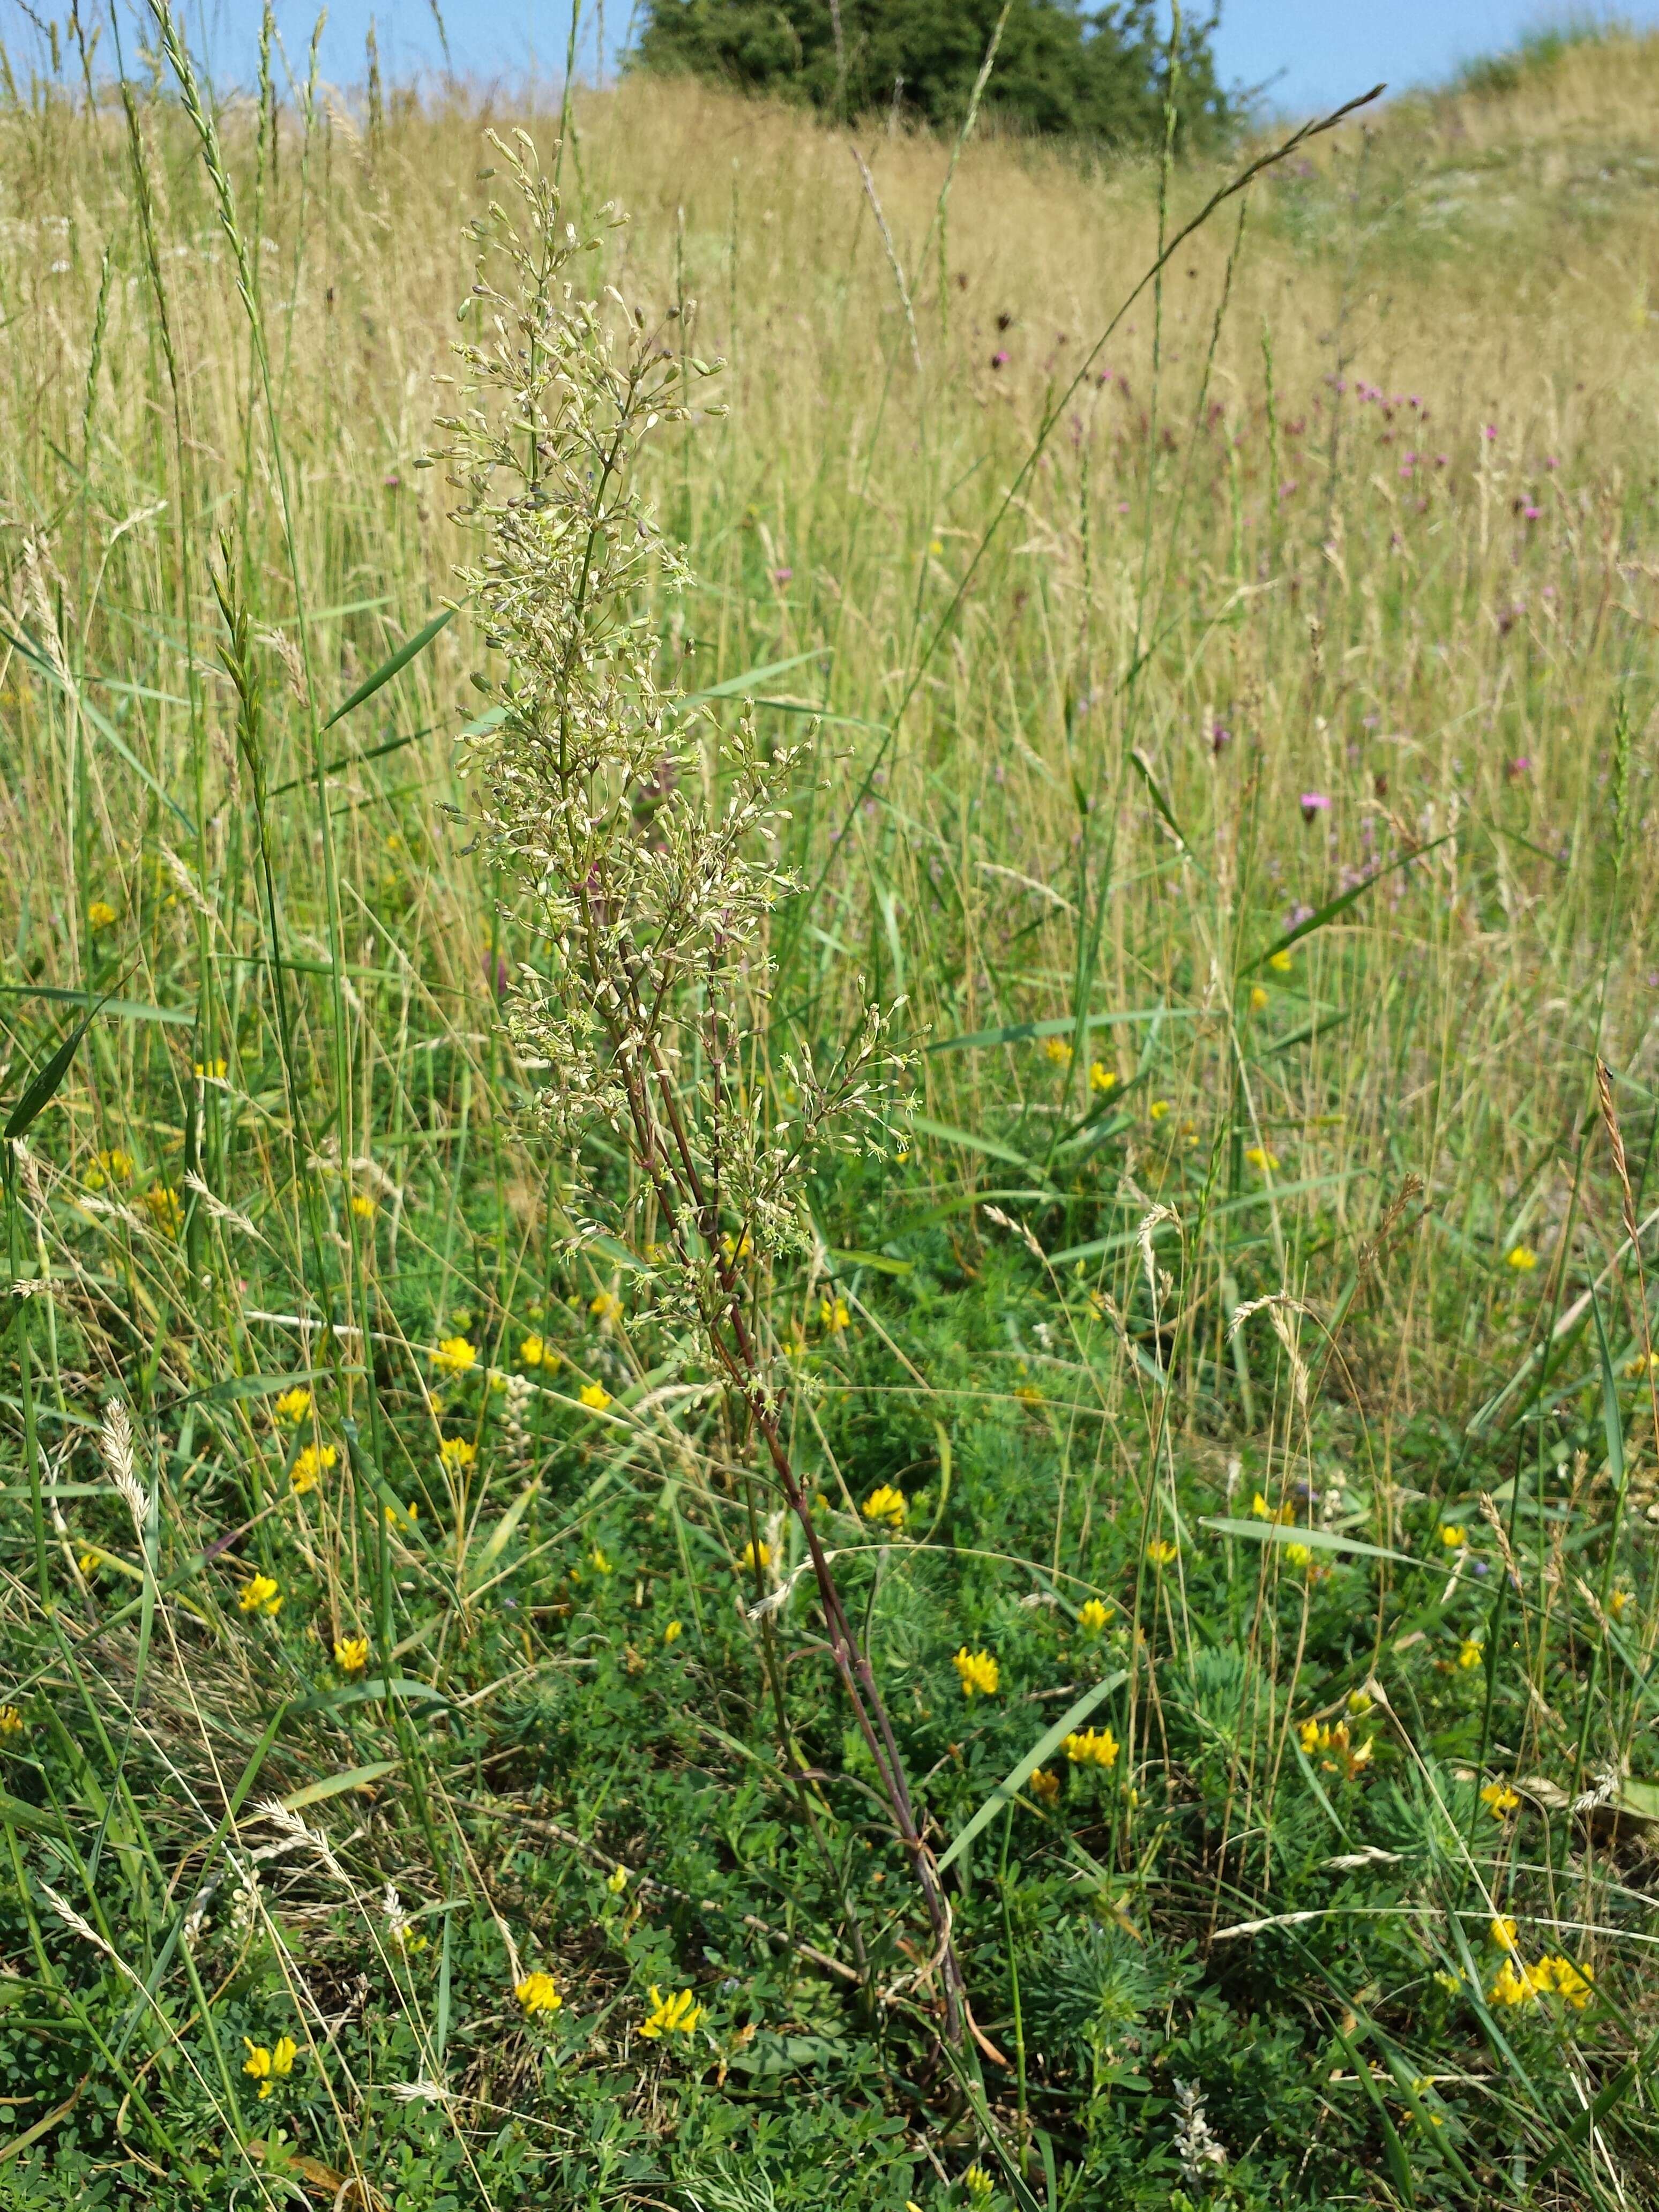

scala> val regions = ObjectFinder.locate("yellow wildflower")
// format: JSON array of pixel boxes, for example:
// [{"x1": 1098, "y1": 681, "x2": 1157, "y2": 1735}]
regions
[
  {"x1": 1268, "y1": 948, "x2": 1293, "y2": 973},
  {"x1": 1029, "y1": 1766, "x2": 1061, "y2": 1804},
  {"x1": 290, "y1": 1443, "x2": 337, "y2": 1494},
  {"x1": 350, "y1": 1193, "x2": 377, "y2": 1220},
  {"x1": 519, "y1": 1334, "x2": 549, "y2": 1369},
  {"x1": 438, "y1": 1437, "x2": 477, "y2": 1472},
  {"x1": 515, "y1": 1972, "x2": 563, "y2": 2015},
  {"x1": 862, "y1": 1484, "x2": 907, "y2": 1530},
  {"x1": 85, "y1": 1148, "x2": 133, "y2": 1189},
  {"x1": 579, "y1": 1380, "x2": 612, "y2": 1413},
  {"x1": 739, "y1": 1539, "x2": 772, "y2": 1572},
  {"x1": 274, "y1": 1387, "x2": 313, "y2": 1426},
  {"x1": 1298, "y1": 1717, "x2": 1374, "y2": 1777},
  {"x1": 334, "y1": 1637, "x2": 369, "y2": 1673},
  {"x1": 589, "y1": 1290, "x2": 623, "y2": 1325},
  {"x1": 1626, "y1": 1350, "x2": 1659, "y2": 1379},
  {"x1": 1044, "y1": 1036, "x2": 1072, "y2": 1066},
  {"x1": 1013, "y1": 1382, "x2": 1043, "y2": 1408},
  {"x1": 142, "y1": 1185, "x2": 183, "y2": 1237},
  {"x1": 1347, "y1": 1690, "x2": 1372, "y2": 1717},
  {"x1": 963, "y1": 2168, "x2": 994, "y2": 2204},
  {"x1": 1245, "y1": 1145, "x2": 1280, "y2": 1172},
  {"x1": 819, "y1": 1296, "x2": 850, "y2": 1333},
  {"x1": 1286, "y1": 1542, "x2": 1313, "y2": 1569},
  {"x1": 77, "y1": 1547, "x2": 104, "y2": 1578},
  {"x1": 237, "y1": 1573, "x2": 282, "y2": 1617},
  {"x1": 663, "y1": 1620, "x2": 682, "y2": 1643},
  {"x1": 720, "y1": 1231, "x2": 753, "y2": 1263},
  {"x1": 1249, "y1": 984, "x2": 1269, "y2": 1011},
  {"x1": 1088, "y1": 1061, "x2": 1116, "y2": 1094},
  {"x1": 1064, "y1": 1725, "x2": 1118, "y2": 1768},
  {"x1": 953, "y1": 1647, "x2": 1000, "y2": 1698},
  {"x1": 1481, "y1": 1781, "x2": 1520, "y2": 1820},
  {"x1": 1146, "y1": 1538, "x2": 1178, "y2": 1566},
  {"x1": 0, "y1": 1705, "x2": 24, "y2": 1735},
  {"x1": 590, "y1": 1545, "x2": 614, "y2": 1574},
  {"x1": 1459, "y1": 1638, "x2": 1484, "y2": 1670},
  {"x1": 1609, "y1": 1588, "x2": 1632, "y2": 1621},
  {"x1": 1491, "y1": 1916, "x2": 1520, "y2": 1953},
  {"x1": 1488, "y1": 1956, "x2": 1536, "y2": 2008},
  {"x1": 1078, "y1": 1597, "x2": 1111, "y2": 1633},
  {"x1": 385, "y1": 1499, "x2": 420, "y2": 1530},
  {"x1": 606, "y1": 1864, "x2": 629, "y2": 1895},
  {"x1": 1148, "y1": 1098, "x2": 1170, "y2": 1122},
  {"x1": 194, "y1": 1058, "x2": 227, "y2": 1080},
  {"x1": 1440, "y1": 1523, "x2": 1466, "y2": 1549},
  {"x1": 1506, "y1": 1245, "x2": 1538, "y2": 1273},
  {"x1": 640, "y1": 1984, "x2": 703, "y2": 2039},
  {"x1": 1545, "y1": 1956, "x2": 1593, "y2": 2009},
  {"x1": 242, "y1": 2035, "x2": 297, "y2": 2098},
  {"x1": 87, "y1": 899, "x2": 117, "y2": 930},
  {"x1": 432, "y1": 1336, "x2": 477, "y2": 1378}
]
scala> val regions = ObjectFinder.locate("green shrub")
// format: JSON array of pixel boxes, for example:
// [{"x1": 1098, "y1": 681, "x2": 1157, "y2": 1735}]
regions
[{"x1": 631, "y1": 0, "x2": 1236, "y2": 149}]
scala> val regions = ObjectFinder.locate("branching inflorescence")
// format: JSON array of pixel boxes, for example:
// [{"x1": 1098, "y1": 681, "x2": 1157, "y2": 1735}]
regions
[{"x1": 434, "y1": 135, "x2": 968, "y2": 2044}]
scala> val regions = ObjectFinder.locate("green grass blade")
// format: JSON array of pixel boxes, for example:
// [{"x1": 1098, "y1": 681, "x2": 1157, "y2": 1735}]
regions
[
  {"x1": 937, "y1": 1670, "x2": 1126, "y2": 1872},
  {"x1": 322, "y1": 607, "x2": 453, "y2": 729}
]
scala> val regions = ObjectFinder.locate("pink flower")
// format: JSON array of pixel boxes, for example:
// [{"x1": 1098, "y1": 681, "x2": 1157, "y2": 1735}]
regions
[
  {"x1": 1299, "y1": 791, "x2": 1331, "y2": 821},
  {"x1": 772, "y1": 566, "x2": 793, "y2": 584},
  {"x1": 1482, "y1": 423, "x2": 1498, "y2": 442},
  {"x1": 991, "y1": 349, "x2": 1009, "y2": 370}
]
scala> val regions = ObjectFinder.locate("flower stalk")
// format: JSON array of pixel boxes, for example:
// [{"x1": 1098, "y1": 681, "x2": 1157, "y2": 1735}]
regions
[{"x1": 436, "y1": 135, "x2": 966, "y2": 2043}]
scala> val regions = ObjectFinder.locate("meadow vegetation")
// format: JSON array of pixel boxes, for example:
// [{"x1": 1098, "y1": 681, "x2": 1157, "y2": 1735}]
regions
[{"x1": 3, "y1": 14, "x2": 1659, "y2": 2209}]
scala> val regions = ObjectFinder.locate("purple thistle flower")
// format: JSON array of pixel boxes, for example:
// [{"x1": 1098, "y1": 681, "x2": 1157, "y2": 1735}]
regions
[
  {"x1": 772, "y1": 565, "x2": 793, "y2": 585},
  {"x1": 1299, "y1": 791, "x2": 1332, "y2": 821},
  {"x1": 991, "y1": 349, "x2": 1009, "y2": 370}
]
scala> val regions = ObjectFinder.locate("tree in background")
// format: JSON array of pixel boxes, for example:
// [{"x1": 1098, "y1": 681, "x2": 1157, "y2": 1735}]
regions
[{"x1": 630, "y1": 0, "x2": 1235, "y2": 151}]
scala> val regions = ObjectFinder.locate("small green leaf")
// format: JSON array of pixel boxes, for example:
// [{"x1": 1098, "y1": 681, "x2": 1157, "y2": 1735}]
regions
[
  {"x1": 910, "y1": 1114, "x2": 1045, "y2": 1175},
  {"x1": 0, "y1": 985, "x2": 191, "y2": 1027},
  {"x1": 280, "y1": 1760, "x2": 398, "y2": 1811},
  {"x1": 4, "y1": 1012, "x2": 95, "y2": 1141},
  {"x1": 682, "y1": 648, "x2": 830, "y2": 703},
  {"x1": 929, "y1": 1007, "x2": 1192, "y2": 1055},
  {"x1": 1200, "y1": 1517, "x2": 1417, "y2": 1566},
  {"x1": 1246, "y1": 833, "x2": 1453, "y2": 973},
  {"x1": 937, "y1": 1670, "x2": 1126, "y2": 1872},
  {"x1": 323, "y1": 607, "x2": 454, "y2": 729}
]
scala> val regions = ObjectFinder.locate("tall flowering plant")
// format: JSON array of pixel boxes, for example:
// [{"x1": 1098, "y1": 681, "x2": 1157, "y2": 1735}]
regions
[{"x1": 431, "y1": 137, "x2": 965, "y2": 2041}]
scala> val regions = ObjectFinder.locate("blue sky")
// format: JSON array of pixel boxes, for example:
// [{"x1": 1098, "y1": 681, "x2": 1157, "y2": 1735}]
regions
[{"x1": 47, "y1": 2, "x2": 1659, "y2": 113}]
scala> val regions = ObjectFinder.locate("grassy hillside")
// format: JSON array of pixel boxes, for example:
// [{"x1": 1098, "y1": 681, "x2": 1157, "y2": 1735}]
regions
[{"x1": 3, "y1": 18, "x2": 1659, "y2": 2209}]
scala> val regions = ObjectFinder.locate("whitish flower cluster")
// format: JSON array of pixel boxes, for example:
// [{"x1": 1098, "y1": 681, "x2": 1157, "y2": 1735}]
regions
[{"x1": 435, "y1": 136, "x2": 908, "y2": 1331}]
